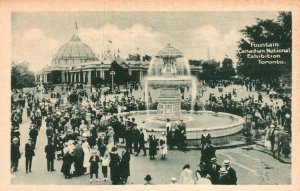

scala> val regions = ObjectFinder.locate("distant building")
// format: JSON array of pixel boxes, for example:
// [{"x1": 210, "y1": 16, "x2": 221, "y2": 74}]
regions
[{"x1": 35, "y1": 25, "x2": 202, "y2": 85}]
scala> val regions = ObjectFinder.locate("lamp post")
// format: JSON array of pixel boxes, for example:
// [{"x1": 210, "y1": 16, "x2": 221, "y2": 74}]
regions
[{"x1": 110, "y1": 70, "x2": 115, "y2": 95}]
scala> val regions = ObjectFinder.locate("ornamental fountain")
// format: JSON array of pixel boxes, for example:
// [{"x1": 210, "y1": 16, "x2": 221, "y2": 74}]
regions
[
  {"x1": 144, "y1": 43, "x2": 197, "y2": 121},
  {"x1": 118, "y1": 44, "x2": 245, "y2": 143}
]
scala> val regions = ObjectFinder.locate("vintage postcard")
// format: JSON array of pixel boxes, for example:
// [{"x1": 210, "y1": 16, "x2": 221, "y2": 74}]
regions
[{"x1": 0, "y1": 0, "x2": 299, "y2": 191}]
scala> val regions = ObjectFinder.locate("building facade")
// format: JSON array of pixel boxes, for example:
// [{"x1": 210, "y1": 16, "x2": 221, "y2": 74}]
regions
[{"x1": 35, "y1": 28, "x2": 202, "y2": 85}]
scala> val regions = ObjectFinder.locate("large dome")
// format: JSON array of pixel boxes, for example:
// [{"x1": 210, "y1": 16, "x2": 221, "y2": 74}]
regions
[{"x1": 53, "y1": 33, "x2": 98, "y2": 65}]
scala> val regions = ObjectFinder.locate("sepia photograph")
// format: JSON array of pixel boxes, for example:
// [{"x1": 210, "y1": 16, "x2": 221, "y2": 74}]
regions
[{"x1": 9, "y1": 10, "x2": 293, "y2": 186}]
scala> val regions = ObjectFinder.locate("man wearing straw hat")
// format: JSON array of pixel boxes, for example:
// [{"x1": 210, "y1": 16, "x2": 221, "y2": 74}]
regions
[
  {"x1": 223, "y1": 159, "x2": 237, "y2": 185},
  {"x1": 170, "y1": 177, "x2": 178, "y2": 184},
  {"x1": 216, "y1": 167, "x2": 230, "y2": 185}
]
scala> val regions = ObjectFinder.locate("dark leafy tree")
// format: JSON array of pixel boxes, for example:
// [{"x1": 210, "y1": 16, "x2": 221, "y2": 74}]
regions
[
  {"x1": 236, "y1": 11, "x2": 291, "y2": 85},
  {"x1": 11, "y1": 61, "x2": 36, "y2": 90},
  {"x1": 109, "y1": 61, "x2": 130, "y2": 85},
  {"x1": 198, "y1": 59, "x2": 220, "y2": 80},
  {"x1": 219, "y1": 57, "x2": 236, "y2": 79},
  {"x1": 189, "y1": 60, "x2": 203, "y2": 66}
]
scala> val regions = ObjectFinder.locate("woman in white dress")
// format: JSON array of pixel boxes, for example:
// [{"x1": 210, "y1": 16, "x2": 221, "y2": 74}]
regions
[
  {"x1": 105, "y1": 127, "x2": 115, "y2": 153},
  {"x1": 264, "y1": 124, "x2": 272, "y2": 150},
  {"x1": 159, "y1": 132, "x2": 167, "y2": 160},
  {"x1": 82, "y1": 139, "x2": 91, "y2": 174},
  {"x1": 180, "y1": 164, "x2": 194, "y2": 184}
]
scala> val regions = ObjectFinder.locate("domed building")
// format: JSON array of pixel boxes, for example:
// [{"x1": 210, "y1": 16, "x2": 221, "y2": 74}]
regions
[
  {"x1": 35, "y1": 24, "x2": 202, "y2": 86},
  {"x1": 35, "y1": 24, "x2": 150, "y2": 85}
]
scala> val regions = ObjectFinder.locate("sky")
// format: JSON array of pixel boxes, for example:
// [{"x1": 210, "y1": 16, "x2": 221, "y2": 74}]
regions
[{"x1": 11, "y1": 11, "x2": 280, "y2": 72}]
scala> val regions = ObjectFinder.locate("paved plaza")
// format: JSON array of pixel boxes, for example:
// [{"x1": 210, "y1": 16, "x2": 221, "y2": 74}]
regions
[
  {"x1": 8, "y1": 10, "x2": 294, "y2": 188},
  {"x1": 11, "y1": 85, "x2": 291, "y2": 185}
]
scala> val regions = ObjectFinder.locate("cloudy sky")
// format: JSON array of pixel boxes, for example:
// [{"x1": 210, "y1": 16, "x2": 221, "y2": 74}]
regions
[{"x1": 12, "y1": 11, "x2": 279, "y2": 72}]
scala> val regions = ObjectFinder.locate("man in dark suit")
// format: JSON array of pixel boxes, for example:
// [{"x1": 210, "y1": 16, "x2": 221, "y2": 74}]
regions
[
  {"x1": 11, "y1": 138, "x2": 21, "y2": 173},
  {"x1": 201, "y1": 140, "x2": 216, "y2": 164},
  {"x1": 137, "y1": 128, "x2": 146, "y2": 156},
  {"x1": 73, "y1": 141, "x2": 84, "y2": 176},
  {"x1": 46, "y1": 125, "x2": 54, "y2": 143},
  {"x1": 25, "y1": 138, "x2": 35, "y2": 173},
  {"x1": 97, "y1": 133, "x2": 106, "y2": 157},
  {"x1": 29, "y1": 125, "x2": 39, "y2": 148},
  {"x1": 109, "y1": 147, "x2": 121, "y2": 185},
  {"x1": 125, "y1": 118, "x2": 133, "y2": 154},
  {"x1": 216, "y1": 167, "x2": 231, "y2": 185},
  {"x1": 201, "y1": 129, "x2": 211, "y2": 149},
  {"x1": 208, "y1": 157, "x2": 221, "y2": 184},
  {"x1": 45, "y1": 140, "x2": 56, "y2": 172},
  {"x1": 223, "y1": 160, "x2": 237, "y2": 185},
  {"x1": 132, "y1": 124, "x2": 140, "y2": 156},
  {"x1": 45, "y1": 114, "x2": 53, "y2": 127}
]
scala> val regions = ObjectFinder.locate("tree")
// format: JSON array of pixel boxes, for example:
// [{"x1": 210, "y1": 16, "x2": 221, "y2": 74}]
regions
[
  {"x1": 198, "y1": 59, "x2": 220, "y2": 80},
  {"x1": 219, "y1": 57, "x2": 236, "y2": 79},
  {"x1": 109, "y1": 61, "x2": 130, "y2": 85},
  {"x1": 236, "y1": 11, "x2": 291, "y2": 84},
  {"x1": 189, "y1": 60, "x2": 203, "y2": 66},
  {"x1": 11, "y1": 61, "x2": 36, "y2": 90}
]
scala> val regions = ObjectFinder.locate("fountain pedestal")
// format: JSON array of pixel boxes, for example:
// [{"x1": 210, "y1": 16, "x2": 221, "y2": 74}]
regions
[{"x1": 156, "y1": 88, "x2": 181, "y2": 121}]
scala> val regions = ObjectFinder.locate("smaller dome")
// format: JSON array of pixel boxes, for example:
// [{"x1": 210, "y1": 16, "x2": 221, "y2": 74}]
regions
[
  {"x1": 148, "y1": 43, "x2": 190, "y2": 77},
  {"x1": 157, "y1": 43, "x2": 183, "y2": 58}
]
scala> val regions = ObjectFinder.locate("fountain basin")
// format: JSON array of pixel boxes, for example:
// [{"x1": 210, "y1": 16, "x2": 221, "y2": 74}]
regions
[{"x1": 117, "y1": 110, "x2": 245, "y2": 140}]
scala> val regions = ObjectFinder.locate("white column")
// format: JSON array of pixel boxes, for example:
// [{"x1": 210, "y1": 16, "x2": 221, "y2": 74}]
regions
[
  {"x1": 140, "y1": 71, "x2": 142, "y2": 81},
  {"x1": 44, "y1": 73, "x2": 47, "y2": 83},
  {"x1": 66, "y1": 72, "x2": 69, "y2": 83},
  {"x1": 103, "y1": 70, "x2": 105, "y2": 78},
  {"x1": 61, "y1": 71, "x2": 65, "y2": 83},
  {"x1": 83, "y1": 71, "x2": 86, "y2": 83},
  {"x1": 101, "y1": 70, "x2": 104, "y2": 79},
  {"x1": 87, "y1": 70, "x2": 92, "y2": 85}
]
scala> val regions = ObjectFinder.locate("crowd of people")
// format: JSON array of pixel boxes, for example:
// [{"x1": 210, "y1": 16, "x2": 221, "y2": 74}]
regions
[{"x1": 10, "y1": 78, "x2": 291, "y2": 184}]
